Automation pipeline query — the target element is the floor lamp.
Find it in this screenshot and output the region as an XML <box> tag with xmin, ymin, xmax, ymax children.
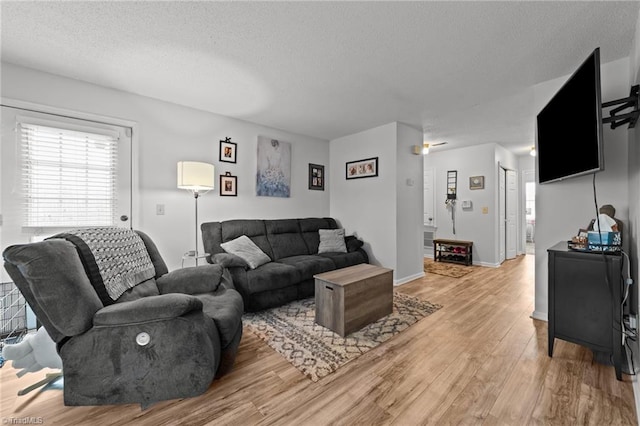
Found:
<box><xmin>177</xmin><ymin>161</ymin><xmax>215</xmax><ymax>266</ymax></box>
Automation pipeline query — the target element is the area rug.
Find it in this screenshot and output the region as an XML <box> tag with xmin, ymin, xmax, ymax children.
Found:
<box><xmin>424</xmin><ymin>259</ymin><xmax>473</xmax><ymax>278</ymax></box>
<box><xmin>244</xmin><ymin>292</ymin><xmax>441</xmax><ymax>382</ymax></box>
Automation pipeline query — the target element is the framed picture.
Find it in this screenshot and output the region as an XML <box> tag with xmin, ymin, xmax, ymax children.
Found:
<box><xmin>220</xmin><ymin>172</ymin><xmax>237</xmax><ymax>196</ymax></box>
<box><xmin>469</xmin><ymin>175</ymin><xmax>484</xmax><ymax>190</ymax></box>
<box><xmin>346</xmin><ymin>157</ymin><xmax>378</xmax><ymax>180</ymax></box>
<box><xmin>256</xmin><ymin>136</ymin><xmax>291</xmax><ymax>197</ymax></box>
<box><xmin>308</xmin><ymin>164</ymin><xmax>325</xmax><ymax>190</ymax></box>
<box><xmin>219</xmin><ymin>137</ymin><xmax>237</xmax><ymax>164</ymax></box>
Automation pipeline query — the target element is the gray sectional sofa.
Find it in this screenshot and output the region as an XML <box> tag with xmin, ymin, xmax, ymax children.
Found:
<box><xmin>201</xmin><ymin>218</ymin><xmax>368</xmax><ymax>312</ymax></box>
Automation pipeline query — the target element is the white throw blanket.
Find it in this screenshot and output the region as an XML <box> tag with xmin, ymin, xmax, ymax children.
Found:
<box><xmin>52</xmin><ymin>227</ymin><xmax>155</xmax><ymax>302</ymax></box>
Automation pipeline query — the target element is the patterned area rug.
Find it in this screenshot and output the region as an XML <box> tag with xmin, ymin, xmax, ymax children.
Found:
<box><xmin>244</xmin><ymin>292</ymin><xmax>441</xmax><ymax>382</ymax></box>
<box><xmin>424</xmin><ymin>259</ymin><xmax>473</xmax><ymax>278</ymax></box>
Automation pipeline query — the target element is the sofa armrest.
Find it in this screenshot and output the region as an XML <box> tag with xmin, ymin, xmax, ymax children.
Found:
<box><xmin>156</xmin><ymin>264</ymin><xmax>224</xmax><ymax>295</ymax></box>
<box><xmin>210</xmin><ymin>253</ymin><xmax>249</xmax><ymax>270</ymax></box>
<box><xmin>93</xmin><ymin>294</ymin><xmax>202</xmax><ymax>326</ymax></box>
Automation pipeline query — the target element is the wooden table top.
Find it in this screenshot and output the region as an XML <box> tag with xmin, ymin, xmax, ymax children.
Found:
<box><xmin>314</xmin><ymin>263</ymin><xmax>393</xmax><ymax>287</ymax></box>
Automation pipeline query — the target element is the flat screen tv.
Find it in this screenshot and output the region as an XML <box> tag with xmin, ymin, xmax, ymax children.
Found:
<box><xmin>536</xmin><ymin>48</ymin><xmax>603</xmax><ymax>184</ymax></box>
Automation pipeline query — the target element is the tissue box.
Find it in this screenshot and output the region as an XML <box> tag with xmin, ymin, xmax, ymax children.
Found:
<box><xmin>588</xmin><ymin>231</ymin><xmax>621</xmax><ymax>251</ymax></box>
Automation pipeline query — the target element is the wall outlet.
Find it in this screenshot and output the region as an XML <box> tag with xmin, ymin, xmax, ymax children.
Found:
<box><xmin>630</xmin><ymin>314</ymin><xmax>637</xmax><ymax>330</ymax></box>
<box><xmin>156</xmin><ymin>204</ymin><xmax>165</xmax><ymax>215</ymax></box>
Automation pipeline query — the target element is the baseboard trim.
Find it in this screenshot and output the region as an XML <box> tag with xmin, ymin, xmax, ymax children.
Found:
<box><xmin>530</xmin><ymin>310</ymin><xmax>548</xmax><ymax>322</ymax></box>
<box><xmin>474</xmin><ymin>261</ymin><xmax>500</xmax><ymax>268</ymax></box>
<box><xmin>394</xmin><ymin>272</ymin><xmax>425</xmax><ymax>286</ymax></box>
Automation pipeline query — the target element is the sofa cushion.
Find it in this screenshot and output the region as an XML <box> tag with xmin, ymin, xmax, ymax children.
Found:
<box><xmin>277</xmin><ymin>255</ymin><xmax>335</xmax><ymax>281</ymax></box>
<box><xmin>265</xmin><ymin>219</ymin><xmax>309</xmax><ymax>259</ymax></box>
<box><xmin>299</xmin><ymin>218</ymin><xmax>338</xmax><ymax>254</ymax></box>
<box><xmin>221</xmin><ymin>235</ymin><xmax>271</xmax><ymax>269</ymax></box>
<box><xmin>318</xmin><ymin>251</ymin><xmax>368</xmax><ymax>269</ymax></box>
<box><xmin>245</xmin><ymin>262</ymin><xmax>301</xmax><ymax>294</ymax></box>
<box><xmin>318</xmin><ymin>228</ymin><xmax>347</xmax><ymax>253</ymax></box>
<box><xmin>219</xmin><ymin>220</ymin><xmax>274</xmax><ymax>259</ymax></box>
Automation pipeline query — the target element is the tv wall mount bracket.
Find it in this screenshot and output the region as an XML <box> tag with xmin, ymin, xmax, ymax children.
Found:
<box><xmin>602</xmin><ymin>84</ymin><xmax>640</xmax><ymax>129</ymax></box>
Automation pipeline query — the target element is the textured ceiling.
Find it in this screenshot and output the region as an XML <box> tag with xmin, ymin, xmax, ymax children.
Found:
<box><xmin>2</xmin><ymin>1</ymin><xmax>639</xmax><ymax>155</ymax></box>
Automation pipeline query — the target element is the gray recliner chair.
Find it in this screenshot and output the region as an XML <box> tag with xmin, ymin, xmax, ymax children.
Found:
<box><xmin>2</xmin><ymin>229</ymin><xmax>243</xmax><ymax>407</ymax></box>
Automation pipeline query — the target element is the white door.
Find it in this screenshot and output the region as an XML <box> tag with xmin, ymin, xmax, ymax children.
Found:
<box><xmin>1</xmin><ymin>106</ymin><xmax>132</xmax><ymax>254</ymax></box>
<box><xmin>424</xmin><ymin>167</ymin><xmax>436</xmax><ymax>227</ymax></box>
<box><xmin>506</xmin><ymin>169</ymin><xmax>518</xmax><ymax>259</ymax></box>
<box><xmin>499</xmin><ymin>168</ymin><xmax>506</xmax><ymax>263</ymax></box>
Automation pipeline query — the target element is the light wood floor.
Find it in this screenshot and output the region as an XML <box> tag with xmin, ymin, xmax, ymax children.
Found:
<box><xmin>1</xmin><ymin>255</ymin><xmax>636</xmax><ymax>425</ymax></box>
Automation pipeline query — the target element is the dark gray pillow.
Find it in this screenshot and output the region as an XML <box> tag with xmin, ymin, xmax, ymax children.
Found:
<box><xmin>318</xmin><ymin>229</ymin><xmax>347</xmax><ymax>253</ymax></box>
<box><xmin>220</xmin><ymin>235</ymin><xmax>271</xmax><ymax>269</ymax></box>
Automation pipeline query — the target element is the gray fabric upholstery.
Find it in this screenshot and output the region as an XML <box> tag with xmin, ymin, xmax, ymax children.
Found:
<box><xmin>220</xmin><ymin>219</ymin><xmax>274</xmax><ymax>259</ymax></box>
<box><xmin>277</xmin><ymin>255</ymin><xmax>335</xmax><ymax>281</ymax></box>
<box><xmin>3</xmin><ymin>240</ymin><xmax>102</xmax><ymax>337</ymax></box>
<box><xmin>211</xmin><ymin>253</ymin><xmax>249</xmax><ymax>269</ymax></box>
<box><xmin>2</xmin><ymin>230</ymin><xmax>243</xmax><ymax>407</ymax></box>
<box><xmin>115</xmin><ymin>279</ymin><xmax>160</xmax><ymax>302</ymax></box>
<box><xmin>196</xmin><ymin>289</ymin><xmax>244</xmax><ymax>348</ymax></box>
<box><xmin>318</xmin><ymin>251</ymin><xmax>371</xmax><ymax>269</ymax></box>
<box><xmin>94</xmin><ymin>294</ymin><xmax>202</xmax><ymax>326</ymax></box>
<box><xmin>61</xmin><ymin>310</ymin><xmax>219</xmax><ymax>406</ymax></box>
<box><xmin>156</xmin><ymin>264</ymin><xmax>223</xmax><ymax>295</ymax></box>
<box><xmin>265</xmin><ymin>219</ymin><xmax>309</xmax><ymax>259</ymax></box>
<box><xmin>245</xmin><ymin>262</ymin><xmax>300</xmax><ymax>294</ymax></box>
<box><xmin>202</xmin><ymin>217</ymin><xmax>368</xmax><ymax>312</ymax></box>
<box><xmin>299</xmin><ymin>217</ymin><xmax>339</xmax><ymax>254</ymax></box>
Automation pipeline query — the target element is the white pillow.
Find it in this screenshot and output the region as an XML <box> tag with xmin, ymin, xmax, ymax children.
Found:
<box><xmin>220</xmin><ymin>235</ymin><xmax>271</xmax><ymax>269</ymax></box>
<box><xmin>318</xmin><ymin>228</ymin><xmax>347</xmax><ymax>253</ymax></box>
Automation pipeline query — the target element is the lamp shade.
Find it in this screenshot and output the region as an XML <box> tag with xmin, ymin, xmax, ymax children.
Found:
<box><xmin>177</xmin><ymin>161</ymin><xmax>215</xmax><ymax>191</ymax></box>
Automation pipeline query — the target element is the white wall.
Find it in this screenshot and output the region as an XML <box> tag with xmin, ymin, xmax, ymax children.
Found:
<box><xmin>494</xmin><ymin>144</ymin><xmax>519</xmax><ymax>262</ymax></box>
<box><xmin>1</xmin><ymin>63</ymin><xmax>330</xmax><ymax>270</ymax></box>
<box><xmin>519</xmin><ymin>155</ymin><xmax>535</xmax><ymax>255</ymax></box>
<box><xmin>329</xmin><ymin>121</ymin><xmax>423</xmax><ymax>284</ymax></box>
<box><xmin>329</xmin><ymin>123</ymin><xmax>397</xmax><ymax>273</ymax></box>
<box><xmin>532</xmin><ymin>57</ymin><xmax>631</xmax><ymax>320</ymax></box>
<box><xmin>424</xmin><ymin>143</ymin><xmax>499</xmax><ymax>266</ymax></box>
<box><xmin>395</xmin><ymin>123</ymin><xmax>424</xmax><ymax>283</ymax></box>
<box><xmin>627</xmin><ymin>7</ymin><xmax>640</xmax><ymax>365</ymax></box>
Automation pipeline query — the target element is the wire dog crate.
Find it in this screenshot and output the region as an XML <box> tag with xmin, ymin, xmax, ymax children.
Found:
<box><xmin>1</xmin><ymin>281</ymin><xmax>28</xmax><ymax>346</ymax></box>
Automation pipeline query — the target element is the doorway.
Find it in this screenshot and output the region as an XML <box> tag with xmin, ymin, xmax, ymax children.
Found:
<box><xmin>525</xmin><ymin>174</ymin><xmax>536</xmax><ymax>255</ymax></box>
<box><xmin>499</xmin><ymin>166</ymin><xmax>518</xmax><ymax>263</ymax></box>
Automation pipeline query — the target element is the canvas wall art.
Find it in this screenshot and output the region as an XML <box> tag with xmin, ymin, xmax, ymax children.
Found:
<box><xmin>256</xmin><ymin>136</ymin><xmax>291</xmax><ymax>197</ymax></box>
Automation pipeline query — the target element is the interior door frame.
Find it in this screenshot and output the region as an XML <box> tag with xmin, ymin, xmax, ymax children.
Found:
<box><xmin>498</xmin><ymin>163</ymin><xmax>518</xmax><ymax>263</ymax></box>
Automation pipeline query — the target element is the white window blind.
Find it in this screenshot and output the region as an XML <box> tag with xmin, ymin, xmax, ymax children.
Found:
<box><xmin>20</xmin><ymin>122</ymin><xmax>118</xmax><ymax>227</ymax></box>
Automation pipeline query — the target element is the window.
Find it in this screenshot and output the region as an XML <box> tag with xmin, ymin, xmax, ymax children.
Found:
<box><xmin>20</xmin><ymin>122</ymin><xmax>119</xmax><ymax>227</ymax></box>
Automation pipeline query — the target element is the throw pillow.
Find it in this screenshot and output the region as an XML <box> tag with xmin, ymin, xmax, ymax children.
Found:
<box><xmin>220</xmin><ymin>235</ymin><xmax>271</xmax><ymax>269</ymax></box>
<box><xmin>318</xmin><ymin>228</ymin><xmax>347</xmax><ymax>253</ymax></box>
<box><xmin>345</xmin><ymin>235</ymin><xmax>364</xmax><ymax>252</ymax></box>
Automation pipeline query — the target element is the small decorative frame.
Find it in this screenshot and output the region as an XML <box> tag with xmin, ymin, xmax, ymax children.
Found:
<box><xmin>346</xmin><ymin>157</ymin><xmax>378</xmax><ymax>180</ymax></box>
<box><xmin>308</xmin><ymin>164</ymin><xmax>325</xmax><ymax>190</ymax></box>
<box><xmin>220</xmin><ymin>172</ymin><xmax>237</xmax><ymax>196</ymax></box>
<box><xmin>469</xmin><ymin>175</ymin><xmax>484</xmax><ymax>190</ymax></box>
<box><xmin>219</xmin><ymin>137</ymin><xmax>237</xmax><ymax>164</ymax></box>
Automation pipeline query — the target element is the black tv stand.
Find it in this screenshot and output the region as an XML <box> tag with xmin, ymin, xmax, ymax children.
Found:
<box><xmin>547</xmin><ymin>242</ymin><xmax>624</xmax><ymax>380</ymax></box>
<box><xmin>602</xmin><ymin>84</ymin><xmax>640</xmax><ymax>129</ymax></box>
